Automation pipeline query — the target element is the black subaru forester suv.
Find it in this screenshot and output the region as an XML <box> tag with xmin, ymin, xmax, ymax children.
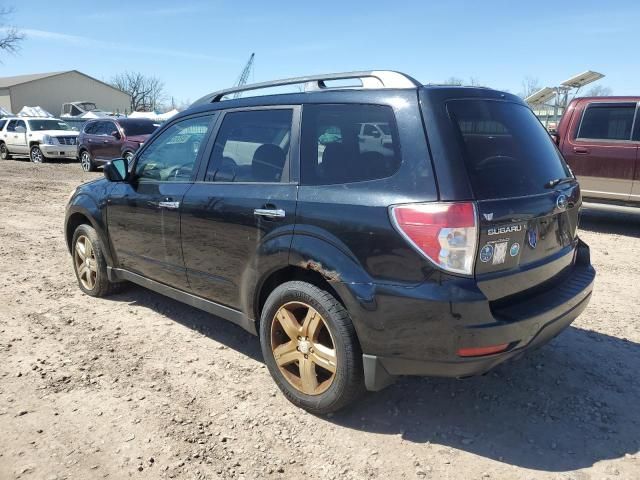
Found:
<box><xmin>65</xmin><ymin>71</ymin><xmax>595</xmax><ymax>414</ymax></box>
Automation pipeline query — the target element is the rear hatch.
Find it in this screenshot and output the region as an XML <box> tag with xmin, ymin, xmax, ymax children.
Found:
<box><xmin>443</xmin><ymin>96</ymin><xmax>581</xmax><ymax>300</ymax></box>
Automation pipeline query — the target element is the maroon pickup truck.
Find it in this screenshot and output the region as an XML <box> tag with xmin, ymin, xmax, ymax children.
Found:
<box><xmin>554</xmin><ymin>97</ymin><xmax>640</xmax><ymax>204</ymax></box>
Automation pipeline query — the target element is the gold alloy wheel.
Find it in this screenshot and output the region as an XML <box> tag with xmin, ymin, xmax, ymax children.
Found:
<box><xmin>74</xmin><ymin>235</ymin><xmax>98</xmax><ymax>290</ymax></box>
<box><xmin>271</xmin><ymin>301</ymin><xmax>337</xmax><ymax>395</ymax></box>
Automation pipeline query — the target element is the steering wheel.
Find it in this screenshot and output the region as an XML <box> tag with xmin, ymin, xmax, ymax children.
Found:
<box><xmin>166</xmin><ymin>163</ymin><xmax>193</xmax><ymax>180</ymax></box>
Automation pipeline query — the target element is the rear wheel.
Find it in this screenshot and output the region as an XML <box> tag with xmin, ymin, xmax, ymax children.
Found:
<box><xmin>30</xmin><ymin>145</ymin><xmax>46</xmax><ymax>163</ymax></box>
<box><xmin>259</xmin><ymin>281</ymin><xmax>365</xmax><ymax>414</ymax></box>
<box><xmin>80</xmin><ymin>150</ymin><xmax>96</xmax><ymax>172</ymax></box>
<box><xmin>71</xmin><ymin>224</ymin><xmax>123</xmax><ymax>297</ymax></box>
<box><xmin>0</xmin><ymin>143</ymin><xmax>10</xmax><ymax>160</ymax></box>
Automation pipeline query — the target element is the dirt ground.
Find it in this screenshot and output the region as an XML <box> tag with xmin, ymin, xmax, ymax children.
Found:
<box><xmin>1</xmin><ymin>159</ymin><xmax>639</xmax><ymax>480</ymax></box>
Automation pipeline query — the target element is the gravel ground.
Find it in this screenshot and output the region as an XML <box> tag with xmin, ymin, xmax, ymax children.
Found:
<box><xmin>0</xmin><ymin>159</ymin><xmax>639</xmax><ymax>480</ymax></box>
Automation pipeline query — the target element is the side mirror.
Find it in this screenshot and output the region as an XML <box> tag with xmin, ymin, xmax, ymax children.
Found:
<box><xmin>15</xmin><ymin>126</ymin><xmax>26</xmax><ymax>133</ymax></box>
<box><xmin>104</xmin><ymin>158</ymin><xmax>128</xmax><ymax>182</ymax></box>
<box><xmin>111</xmin><ymin>131</ymin><xmax>121</xmax><ymax>140</ymax></box>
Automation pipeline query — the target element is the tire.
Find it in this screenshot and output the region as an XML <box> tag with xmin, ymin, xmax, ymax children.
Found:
<box><xmin>259</xmin><ymin>281</ymin><xmax>365</xmax><ymax>414</ymax></box>
<box><xmin>1</xmin><ymin>142</ymin><xmax>12</xmax><ymax>160</ymax></box>
<box><xmin>71</xmin><ymin>224</ymin><xmax>124</xmax><ymax>297</ymax></box>
<box><xmin>79</xmin><ymin>150</ymin><xmax>96</xmax><ymax>172</ymax></box>
<box><xmin>30</xmin><ymin>145</ymin><xmax>46</xmax><ymax>163</ymax></box>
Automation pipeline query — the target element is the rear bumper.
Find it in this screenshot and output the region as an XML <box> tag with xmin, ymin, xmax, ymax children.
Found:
<box><xmin>359</xmin><ymin>241</ymin><xmax>595</xmax><ymax>391</ymax></box>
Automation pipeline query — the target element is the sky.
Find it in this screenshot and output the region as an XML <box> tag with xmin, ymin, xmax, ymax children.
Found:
<box><xmin>0</xmin><ymin>0</ymin><xmax>638</xmax><ymax>106</ymax></box>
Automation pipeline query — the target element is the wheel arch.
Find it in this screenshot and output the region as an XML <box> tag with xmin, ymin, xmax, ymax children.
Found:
<box><xmin>65</xmin><ymin>200</ymin><xmax>115</xmax><ymax>267</ymax></box>
<box><xmin>254</xmin><ymin>266</ymin><xmax>346</xmax><ymax>324</ymax></box>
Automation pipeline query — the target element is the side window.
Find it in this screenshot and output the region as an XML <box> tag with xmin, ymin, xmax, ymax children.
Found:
<box><xmin>6</xmin><ymin>120</ymin><xmax>16</xmax><ymax>132</ymax></box>
<box><xmin>94</xmin><ymin>122</ymin><xmax>111</xmax><ymax>136</ymax></box>
<box><xmin>577</xmin><ymin>104</ymin><xmax>636</xmax><ymax>141</ymax></box>
<box><xmin>104</xmin><ymin>122</ymin><xmax>118</xmax><ymax>137</ymax></box>
<box><xmin>16</xmin><ymin>120</ymin><xmax>26</xmax><ymax>131</ymax></box>
<box><xmin>205</xmin><ymin>109</ymin><xmax>292</xmax><ymax>183</ymax></box>
<box><xmin>134</xmin><ymin>115</ymin><xmax>211</xmax><ymax>183</ymax></box>
<box><xmin>0</xmin><ymin>120</ymin><xmax>6</xmax><ymax>130</ymax></box>
<box><xmin>301</xmin><ymin>104</ymin><xmax>401</xmax><ymax>185</ymax></box>
<box><xmin>84</xmin><ymin>122</ymin><xmax>97</xmax><ymax>134</ymax></box>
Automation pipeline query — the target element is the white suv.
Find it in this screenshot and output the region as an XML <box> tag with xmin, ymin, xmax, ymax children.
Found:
<box><xmin>0</xmin><ymin>117</ymin><xmax>79</xmax><ymax>163</ymax></box>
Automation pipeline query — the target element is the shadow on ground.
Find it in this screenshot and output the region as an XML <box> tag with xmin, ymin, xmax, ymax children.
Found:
<box><xmin>108</xmin><ymin>285</ymin><xmax>640</xmax><ymax>472</ymax></box>
<box><xmin>580</xmin><ymin>203</ymin><xmax>640</xmax><ymax>238</ymax></box>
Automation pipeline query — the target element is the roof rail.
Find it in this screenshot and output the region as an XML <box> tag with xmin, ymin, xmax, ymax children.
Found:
<box><xmin>192</xmin><ymin>70</ymin><xmax>421</xmax><ymax>106</ymax></box>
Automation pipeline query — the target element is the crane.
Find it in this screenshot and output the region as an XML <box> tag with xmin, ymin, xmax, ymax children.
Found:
<box><xmin>233</xmin><ymin>53</ymin><xmax>255</xmax><ymax>99</ymax></box>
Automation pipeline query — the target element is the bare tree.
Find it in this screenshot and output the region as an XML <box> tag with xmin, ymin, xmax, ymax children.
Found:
<box><xmin>0</xmin><ymin>6</ymin><xmax>24</xmax><ymax>56</ymax></box>
<box><xmin>442</xmin><ymin>77</ymin><xmax>485</xmax><ymax>87</ymax></box>
<box><xmin>110</xmin><ymin>72</ymin><xmax>166</xmax><ymax>112</ymax></box>
<box><xmin>519</xmin><ymin>76</ymin><xmax>542</xmax><ymax>99</ymax></box>
<box><xmin>585</xmin><ymin>84</ymin><xmax>612</xmax><ymax>97</ymax></box>
<box><xmin>443</xmin><ymin>76</ymin><xmax>464</xmax><ymax>86</ymax></box>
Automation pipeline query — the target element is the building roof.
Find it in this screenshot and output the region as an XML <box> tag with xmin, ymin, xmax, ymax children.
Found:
<box><xmin>0</xmin><ymin>71</ymin><xmax>69</xmax><ymax>88</ymax></box>
<box><xmin>0</xmin><ymin>70</ymin><xmax>128</xmax><ymax>97</ymax></box>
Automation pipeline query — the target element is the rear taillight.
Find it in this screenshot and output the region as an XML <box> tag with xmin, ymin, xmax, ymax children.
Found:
<box><xmin>390</xmin><ymin>202</ymin><xmax>478</xmax><ymax>275</ymax></box>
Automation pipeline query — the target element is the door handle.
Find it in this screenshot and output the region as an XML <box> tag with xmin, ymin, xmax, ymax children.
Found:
<box><xmin>103</xmin><ymin>140</ymin><xmax>109</xmax><ymax>144</ymax></box>
<box><xmin>158</xmin><ymin>201</ymin><xmax>180</xmax><ymax>209</ymax></box>
<box><xmin>573</xmin><ymin>147</ymin><xmax>589</xmax><ymax>154</ymax></box>
<box><xmin>254</xmin><ymin>208</ymin><xmax>285</xmax><ymax>219</ymax></box>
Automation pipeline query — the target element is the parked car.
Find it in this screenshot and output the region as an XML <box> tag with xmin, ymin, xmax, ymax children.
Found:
<box><xmin>77</xmin><ymin>118</ymin><xmax>159</xmax><ymax>172</ymax></box>
<box><xmin>554</xmin><ymin>96</ymin><xmax>640</xmax><ymax>204</ymax></box>
<box><xmin>0</xmin><ymin>117</ymin><xmax>78</xmax><ymax>163</ymax></box>
<box><xmin>65</xmin><ymin>70</ymin><xmax>595</xmax><ymax>414</ymax></box>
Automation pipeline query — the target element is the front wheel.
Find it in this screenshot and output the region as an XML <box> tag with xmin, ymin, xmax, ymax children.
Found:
<box><xmin>71</xmin><ymin>224</ymin><xmax>124</xmax><ymax>297</ymax></box>
<box><xmin>259</xmin><ymin>281</ymin><xmax>365</xmax><ymax>414</ymax></box>
<box><xmin>30</xmin><ymin>145</ymin><xmax>46</xmax><ymax>163</ymax></box>
<box><xmin>79</xmin><ymin>150</ymin><xmax>96</xmax><ymax>172</ymax></box>
<box><xmin>0</xmin><ymin>143</ymin><xmax>11</xmax><ymax>160</ymax></box>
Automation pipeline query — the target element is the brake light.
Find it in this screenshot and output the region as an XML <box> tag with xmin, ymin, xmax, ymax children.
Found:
<box><xmin>390</xmin><ymin>202</ymin><xmax>478</xmax><ymax>275</ymax></box>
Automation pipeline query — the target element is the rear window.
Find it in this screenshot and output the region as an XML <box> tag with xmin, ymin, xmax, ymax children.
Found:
<box><xmin>577</xmin><ymin>103</ymin><xmax>636</xmax><ymax>141</ymax></box>
<box><xmin>447</xmin><ymin>99</ymin><xmax>569</xmax><ymax>199</ymax></box>
<box><xmin>301</xmin><ymin>104</ymin><xmax>401</xmax><ymax>185</ymax></box>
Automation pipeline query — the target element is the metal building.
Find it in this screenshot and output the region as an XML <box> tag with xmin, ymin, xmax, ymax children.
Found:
<box><xmin>0</xmin><ymin>70</ymin><xmax>131</xmax><ymax>117</ymax></box>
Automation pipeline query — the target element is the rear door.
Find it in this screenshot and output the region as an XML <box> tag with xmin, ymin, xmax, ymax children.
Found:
<box><xmin>180</xmin><ymin>107</ymin><xmax>299</xmax><ymax>309</ymax></box>
<box><xmin>563</xmin><ymin>102</ymin><xmax>636</xmax><ymax>202</ymax></box>
<box><xmin>632</xmin><ymin>108</ymin><xmax>640</xmax><ymax>202</ymax></box>
<box><xmin>446</xmin><ymin>99</ymin><xmax>580</xmax><ymax>298</ymax></box>
<box><xmin>6</xmin><ymin>120</ymin><xmax>28</xmax><ymax>154</ymax></box>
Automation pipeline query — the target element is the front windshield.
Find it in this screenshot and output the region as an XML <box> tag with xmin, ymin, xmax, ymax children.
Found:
<box><xmin>28</xmin><ymin>119</ymin><xmax>71</xmax><ymax>131</ymax></box>
<box><xmin>78</xmin><ymin>102</ymin><xmax>97</xmax><ymax>111</ymax></box>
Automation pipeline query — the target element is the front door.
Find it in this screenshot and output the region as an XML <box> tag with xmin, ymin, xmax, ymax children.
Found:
<box><xmin>563</xmin><ymin>102</ymin><xmax>637</xmax><ymax>201</ymax></box>
<box><xmin>106</xmin><ymin>114</ymin><xmax>214</xmax><ymax>289</ymax></box>
<box><xmin>97</xmin><ymin>120</ymin><xmax>123</xmax><ymax>160</ymax></box>
<box><xmin>181</xmin><ymin>107</ymin><xmax>299</xmax><ymax>310</ymax></box>
<box><xmin>92</xmin><ymin>121</ymin><xmax>116</xmax><ymax>160</ymax></box>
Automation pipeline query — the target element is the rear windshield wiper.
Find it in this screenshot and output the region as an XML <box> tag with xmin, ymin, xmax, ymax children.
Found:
<box><xmin>544</xmin><ymin>177</ymin><xmax>575</xmax><ymax>189</ymax></box>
